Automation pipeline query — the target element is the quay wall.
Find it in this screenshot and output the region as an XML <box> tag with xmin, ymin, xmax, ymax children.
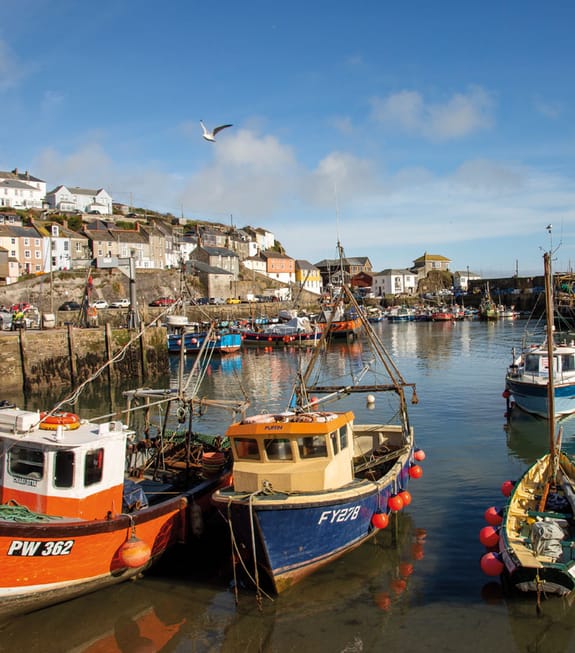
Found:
<box><xmin>0</xmin><ymin>325</ymin><xmax>169</xmax><ymax>393</ymax></box>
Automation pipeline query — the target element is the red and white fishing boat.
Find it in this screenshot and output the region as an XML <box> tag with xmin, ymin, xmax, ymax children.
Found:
<box><xmin>0</xmin><ymin>399</ymin><xmax>234</xmax><ymax>618</ymax></box>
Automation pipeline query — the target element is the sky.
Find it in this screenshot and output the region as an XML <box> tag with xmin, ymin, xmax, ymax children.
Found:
<box><xmin>1</xmin><ymin>1</ymin><xmax>575</xmax><ymax>278</ymax></box>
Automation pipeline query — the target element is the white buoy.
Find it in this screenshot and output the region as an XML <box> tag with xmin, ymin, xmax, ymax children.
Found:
<box><xmin>367</xmin><ymin>394</ymin><xmax>375</xmax><ymax>405</ymax></box>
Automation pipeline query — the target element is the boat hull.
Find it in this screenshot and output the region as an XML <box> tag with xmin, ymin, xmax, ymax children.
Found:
<box><xmin>241</xmin><ymin>332</ymin><xmax>321</xmax><ymax>347</ymax></box>
<box><xmin>214</xmin><ymin>455</ymin><xmax>412</xmax><ymax>593</ymax></box>
<box><xmin>167</xmin><ymin>332</ymin><xmax>242</xmax><ymax>355</ymax></box>
<box><xmin>505</xmin><ymin>377</ymin><xmax>575</xmax><ymax>418</ymax></box>
<box><xmin>0</xmin><ymin>471</ymin><xmax>231</xmax><ymax>618</ymax></box>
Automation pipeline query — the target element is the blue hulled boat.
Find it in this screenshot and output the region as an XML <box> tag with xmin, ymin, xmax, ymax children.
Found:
<box><xmin>212</xmin><ymin>280</ymin><xmax>423</xmax><ymax>593</ymax></box>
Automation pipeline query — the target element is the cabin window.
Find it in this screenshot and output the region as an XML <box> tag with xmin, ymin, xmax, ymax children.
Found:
<box><xmin>84</xmin><ymin>448</ymin><xmax>104</xmax><ymax>486</ymax></box>
<box><xmin>339</xmin><ymin>426</ymin><xmax>348</xmax><ymax>450</ymax></box>
<box><xmin>264</xmin><ymin>438</ymin><xmax>293</xmax><ymax>461</ymax></box>
<box><xmin>562</xmin><ymin>355</ymin><xmax>575</xmax><ymax>372</ymax></box>
<box><xmin>9</xmin><ymin>446</ymin><xmax>44</xmax><ymax>480</ymax></box>
<box><xmin>330</xmin><ymin>431</ymin><xmax>339</xmax><ymax>455</ymax></box>
<box><xmin>234</xmin><ymin>438</ymin><xmax>260</xmax><ymax>460</ymax></box>
<box><xmin>54</xmin><ymin>450</ymin><xmax>74</xmax><ymax>488</ymax></box>
<box><xmin>525</xmin><ymin>355</ymin><xmax>541</xmax><ymax>373</ymax></box>
<box><xmin>297</xmin><ymin>435</ymin><xmax>327</xmax><ymax>459</ymax></box>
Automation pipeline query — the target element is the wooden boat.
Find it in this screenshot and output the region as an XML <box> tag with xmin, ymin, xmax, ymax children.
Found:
<box><xmin>484</xmin><ymin>250</ymin><xmax>575</xmax><ymax>600</ymax></box>
<box><xmin>387</xmin><ymin>306</ymin><xmax>415</xmax><ymax>322</ymax></box>
<box><xmin>0</xmin><ymin>329</ymin><xmax>244</xmax><ymax>618</ymax></box>
<box><xmin>212</xmin><ymin>276</ymin><xmax>423</xmax><ymax>594</ymax></box>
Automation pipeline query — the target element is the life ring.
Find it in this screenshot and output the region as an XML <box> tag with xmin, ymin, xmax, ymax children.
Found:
<box><xmin>39</xmin><ymin>411</ymin><xmax>81</xmax><ymax>431</ymax></box>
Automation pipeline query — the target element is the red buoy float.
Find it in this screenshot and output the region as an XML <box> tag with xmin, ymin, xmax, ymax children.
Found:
<box><xmin>480</xmin><ymin>552</ymin><xmax>504</xmax><ymax>576</ymax></box>
<box><xmin>388</xmin><ymin>494</ymin><xmax>404</xmax><ymax>512</ymax></box>
<box><xmin>118</xmin><ymin>535</ymin><xmax>151</xmax><ymax>569</ymax></box>
<box><xmin>502</xmin><ymin>389</ymin><xmax>510</xmax><ymax>399</ymax></box>
<box><xmin>399</xmin><ymin>562</ymin><xmax>414</xmax><ymax>577</ymax></box>
<box><xmin>479</xmin><ymin>525</ymin><xmax>500</xmax><ymax>548</ymax></box>
<box><xmin>398</xmin><ymin>490</ymin><xmax>412</xmax><ymax>506</ymax></box>
<box><xmin>414</xmin><ymin>448</ymin><xmax>426</xmax><ymax>461</ymax></box>
<box><xmin>409</xmin><ymin>464</ymin><xmax>423</xmax><ymax>479</ymax></box>
<box><xmin>371</xmin><ymin>512</ymin><xmax>389</xmax><ymax>529</ymax></box>
<box><xmin>484</xmin><ymin>506</ymin><xmax>503</xmax><ymax>526</ymax></box>
<box><xmin>501</xmin><ymin>480</ymin><xmax>515</xmax><ymax>497</ymax></box>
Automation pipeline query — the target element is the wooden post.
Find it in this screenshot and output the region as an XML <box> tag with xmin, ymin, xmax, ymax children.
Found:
<box><xmin>67</xmin><ymin>324</ymin><xmax>77</xmax><ymax>386</ymax></box>
<box><xmin>18</xmin><ymin>329</ymin><xmax>29</xmax><ymax>394</ymax></box>
<box><xmin>139</xmin><ymin>330</ymin><xmax>147</xmax><ymax>382</ymax></box>
<box><xmin>105</xmin><ymin>324</ymin><xmax>114</xmax><ymax>385</ymax></box>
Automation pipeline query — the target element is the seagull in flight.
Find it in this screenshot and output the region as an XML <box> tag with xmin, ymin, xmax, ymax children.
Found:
<box><xmin>200</xmin><ymin>120</ymin><xmax>233</xmax><ymax>142</ymax></box>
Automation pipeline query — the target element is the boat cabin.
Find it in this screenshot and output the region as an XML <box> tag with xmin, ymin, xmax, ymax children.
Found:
<box><xmin>227</xmin><ymin>411</ymin><xmax>356</xmax><ymax>493</ymax></box>
<box><xmin>522</xmin><ymin>345</ymin><xmax>575</xmax><ymax>379</ymax></box>
<box><xmin>0</xmin><ymin>408</ymin><xmax>131</xmax><ymax>520</ymax></box>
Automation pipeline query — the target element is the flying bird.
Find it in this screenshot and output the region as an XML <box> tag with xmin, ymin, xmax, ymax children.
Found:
<box><xmin>200</xmin><ymin>120</ymin><xmax>233</xmax><ymax>142</ymax></box>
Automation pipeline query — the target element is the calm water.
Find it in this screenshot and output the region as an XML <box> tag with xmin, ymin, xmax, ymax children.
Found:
<box><xmin>4</xmin><ymin>319</ymin><xmax>575</xmax><ymax>652</ymax></box>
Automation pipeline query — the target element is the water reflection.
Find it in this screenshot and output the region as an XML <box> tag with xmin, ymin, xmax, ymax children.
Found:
<box><xmin>505</xmin><ymin>411</ymin><xmax>575</xmax><ymax>464</ymax></box>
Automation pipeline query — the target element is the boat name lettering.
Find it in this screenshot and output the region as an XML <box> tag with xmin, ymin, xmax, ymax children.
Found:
<box><xmin>263</xmin><ymin>425</ymin><xmax>284</xmax><ymax>431</ymax></box>
<box><xmin>318</xmin><ymin>506</ymin><xmax>361</xmax><ymax>524</ymax></box>
<box><xmin>13</xmin><ymin>475</ymin><xmax>39</xmax><ymax>487</ymax></box>
<box><xmin>7</xmin><ymin>539</ymin><xmax>75</xmax><ymax>557</ymax></box>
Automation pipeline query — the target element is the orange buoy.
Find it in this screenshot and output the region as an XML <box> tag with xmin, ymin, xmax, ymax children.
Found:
<box><xmin>374</xmin><ymin>591</ymin><xmax>392</xmax><ymax>611</ymax></box>
<box><xmin>480</xmin><ymin>552</ymin><xmax>504</xmax><ymax>576</ymax></box>
<box><xmin>409</xmin><ymin>464</ymin><xmax>423</xmax><ymax>479</ymax></box>
<box><xmin>118</xmin><ymin>535</ymin><xmax>151</xmax><ymax>569</ymax></box>
<box><xmin>501</xmin><ymin>480</ymin><xmax>514</xmax><ymax>497</ymax></box>
<box><xmin>371</xmin><ymin>512</ymin><xmax>389</xmax><ymax>529</ymax></box>
<box><xmin>391</xmin><ymin>578</ymin><xmax>407</xmax><ymax>595</ymax></box>
<box><xmin>398</xmin><ymin>490</ymin><xmax>412</xmax><ymax>506</ymax></box>
<box><xmin>39</xmin><ymin>411</ymin><xmax>81</xmax><ymax>431</ymax></box>
<box><xmin>414</xmin><ymin>448</ymin><xmax>426</xmax><ymax>461</ymax></box>
<box><xmin>502</xmin><ymin>389</ymin><xmax>511</xmax><ymax>399</ymax></box>
<box><xmin>388</xmin><ymin>494</ymin><xmax>404</xmax><ymax>512</ymax></box>
<box><xmin>479</xmin><ymin>525</ymin><xmax>500</xmax><ymax>548</ymax></box>
<box><xmin>484</xmin><ymin>506</ymin><xmax>503</xmax><ymax>526</ymax></box>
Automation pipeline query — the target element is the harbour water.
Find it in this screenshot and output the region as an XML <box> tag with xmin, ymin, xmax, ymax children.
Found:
<box><xmin>4</xmin><ymin>319</ymin><xmax>575</xmax><ymax>652</ymax></box>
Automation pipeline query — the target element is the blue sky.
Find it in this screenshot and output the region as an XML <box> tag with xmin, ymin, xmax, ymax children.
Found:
<box><xmin>2</xmin><ymin>1</ymin><xmax>575</xmax><ymax>277</ymax></box>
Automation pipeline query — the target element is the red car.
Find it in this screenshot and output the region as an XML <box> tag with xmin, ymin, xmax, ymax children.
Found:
<box><xmin>148</xmin><ymin>297</ymin><xmax>176</xmax><ymax>307</ymax></box>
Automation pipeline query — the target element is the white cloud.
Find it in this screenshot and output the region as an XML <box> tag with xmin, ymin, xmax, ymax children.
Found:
<box><xmin>370</xmin><ymin>86</ymin><xmax>494</xmax><ymax>141</ymax></box>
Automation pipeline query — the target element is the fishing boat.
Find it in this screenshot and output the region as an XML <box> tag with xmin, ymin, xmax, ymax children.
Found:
<box><xmin>0</xmin><ymin>326</ymin><xmax>244</xmax><ymax>618</ymax></box>
<box><xmin>483</xmin><ymin>251</ymin><xmax>575</xmax><ymax>600</ymax></box>
<box><xmin>212</xmin><ymin>273</ymin><xmax>424</xmax><ymax>594</ymax></box>
<box><xmin>241</xmin><ymin>316</ymin><xmax>322</xmax><ymax>348</ymax></box>
<box><xmin>165</xmin><ymin>316</ymin><xmax>242</xmax><ymax>355</ymax></box>
<box><xmin>387</xmin><ymin>306</ymin><xmax>415</xmax><ymax>323</ymax></box>
<box><xmin>315</xmin><ymin>301</ymin><xmax>363</xmax><ymax>338</ymax></box>
<box><xmin>479</xmin><ymin>283</ymin><xmax>499</xmax><ymax>321</ymax></box>
<box><xmin>504</xmin><ymin>266</ymin><xmax>575</xmax><ymax>420</ymax></box>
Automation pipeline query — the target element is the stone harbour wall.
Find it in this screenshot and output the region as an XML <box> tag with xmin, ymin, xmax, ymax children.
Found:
<box><xmin>0</xmin><ymin>325</ymin><xmax>169</xmax><ymax>393</ymax></box>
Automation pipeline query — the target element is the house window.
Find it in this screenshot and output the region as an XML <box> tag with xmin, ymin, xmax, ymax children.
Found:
<box><xmin>24</xmin><ymin>238</ymin><xmax>29</xmax><ymax>246</ymax></box>
<box><xmin>34</xmin><ymin>251</ymin><xmax>41</xmax><ymax>259</ymax></box>
<box><xmin>24</xmin><ymin>250</ymin><xmax>31</xmax><ymax>258</ymax></box>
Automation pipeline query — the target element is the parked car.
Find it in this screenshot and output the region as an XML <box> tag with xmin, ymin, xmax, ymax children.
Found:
<box><xmin>59</xmin><ymin>301</ymin><xmax>82</xmax><ymax>311</ymax></box>
<box><xmin>226</xmin><ymin>297</ymin><xmax>241</xmax><ymax>304</ymax></box>
<box><xmin>110</xmin><ymin>298</ymin><xmax>130</xmax><ymax>308</ymax></box>
<box><xmin>149</xmin><ymin>297</ymin><xmax>176</xmax><ymax>307</ymax></box>
<box><xmin>195</xmin><ymin>297</ymin><xmax>210</xmax><ymax>305</ymax></box>
<box><xmin>91</xmin><ymin>300</ymin><xmax>109</xmax><ymax>309</ymax></box>
<box><xmin>209</xmin><ymin>297</ymin><xmax>225</xmax><ymax>305</ymax></box>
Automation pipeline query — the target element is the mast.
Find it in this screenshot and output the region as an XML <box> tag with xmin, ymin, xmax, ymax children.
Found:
<box><xmin>544</xmin><ymin>251</ymin><xmax>557</xmax><ymax>460</ymax></box>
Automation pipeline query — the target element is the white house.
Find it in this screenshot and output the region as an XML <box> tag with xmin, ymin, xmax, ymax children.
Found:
<box><xmin>46</xmin><ymin>186</ymin><xmax>113</xmax><ymax>214</ymax></box>
<box><xmin>453</xmin><ymin>270</ymin><xmax>481</xmax><ymax>292</ymax></box>
<box><xmin>0</xmin><ymin>169</ymin><xmax>46</xmax><ymax>210</ymax></box>
<box><xmin>372</xmin><ymin>269</ymin><xmax>418</xmax><ymax>296</ymax></box>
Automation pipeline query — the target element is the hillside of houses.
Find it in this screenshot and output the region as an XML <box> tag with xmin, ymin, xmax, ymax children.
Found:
<box><xmin>0</xmin><ymin>167</ymin><xmax>476</xmax><ymax>300</ymax></box>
